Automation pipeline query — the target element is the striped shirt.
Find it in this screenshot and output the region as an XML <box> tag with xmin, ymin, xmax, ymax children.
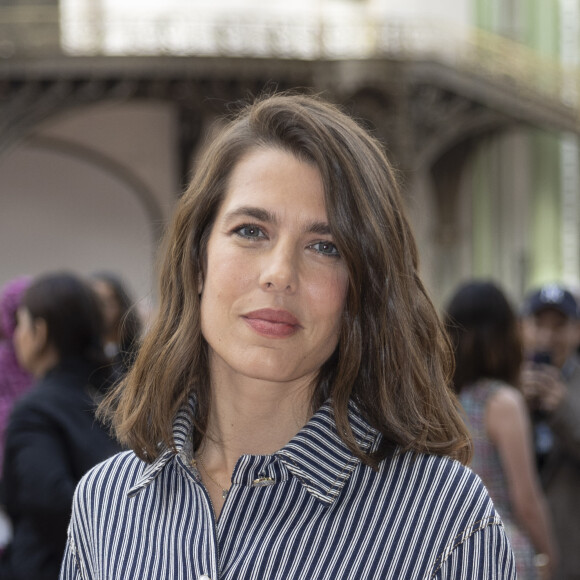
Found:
<box><xmin>60</xmin><ymin>400</ymin><xmax>516</xmax><ymax>579</ymax></box>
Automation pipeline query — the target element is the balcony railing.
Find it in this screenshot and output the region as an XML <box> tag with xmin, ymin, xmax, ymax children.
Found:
<box><xmin>0</xmin><ymin>5</ymin><xmax>578</xmax><ymax>113</ymax></box>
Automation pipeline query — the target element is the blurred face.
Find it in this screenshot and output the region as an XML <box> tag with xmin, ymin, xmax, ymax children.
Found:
<box><xmin>92</xmin><ymin>279</ymin><xmax>121</xmax><ymax>339</ymax></box>
<box><xmin>200</xmin><ymin>147</ymin><xmax>349</xmax><ymax>388</ymax></box>
<box><xmin>13</xmin><ymin>307</ymin><xmax>46</xmax><ymax>375</ymax></box>
<box><xmin>521</xmin><ymin>308</ymin><xmax>580</xmax><ymax>369</ymax></box>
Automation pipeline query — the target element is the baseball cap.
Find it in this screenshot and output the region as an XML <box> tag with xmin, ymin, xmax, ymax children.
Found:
<box><xmin>521</xmin><ymin>283</ymin><xmax>580</xmax><ymax>319</ymax></box>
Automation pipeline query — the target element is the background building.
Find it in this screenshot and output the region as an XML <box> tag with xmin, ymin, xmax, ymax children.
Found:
<box><xmin>0</xmin><ymin>0</ymin><xmax>578</xmax><ymax>311</ymax></box>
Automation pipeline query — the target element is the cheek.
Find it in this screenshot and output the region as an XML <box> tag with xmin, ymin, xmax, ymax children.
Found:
<box><xmin>13</xmin><ymin>330</ymin><xmax>30</xmax><ymax>366</ymax></box>
<box><xmin>205</xmin><ymin>257</ymin><xmax>252</xmax><ymax>297</ymax></box>
<box><xmin>13</xmin><ymin>323</ymin><xmax>26</xmax><ymax>348</ymax></box>
<box><xmin>521</xmin><ymin>323</ymin><xmax>538</xmax><ymax>347</ymax></box>
<box><xmin>308</xmin><ymin>270</ymin><xmax>348</xmax><ymax>327</ymax></box>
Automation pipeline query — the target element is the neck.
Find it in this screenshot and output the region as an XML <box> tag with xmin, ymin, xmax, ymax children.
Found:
<box><xmin>32</xmin><ymin>346</ymin><xmax>60</xmax><ymax>379</ymax></box>
<box><xmin>200</xmin><ymin>371</ymin><xmax>314</xmax><ymax>475</ymax></box>
<box><xmin>104</xmin><ymin>328</ymin><xmax>120</xmax><ymax>345</ymax></box>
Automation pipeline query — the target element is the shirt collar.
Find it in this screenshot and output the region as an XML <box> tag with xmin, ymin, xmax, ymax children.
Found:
<box><xmin>275</xmin><ymin>400</ymin><xmax>379</xmax><ymax>504</ymax></box>
<box><xmin>128</xmin><ymin>398</ymin><xmax>380</xmax><ymax>504</ymax></box>
<box><xmin>127</xmin><ymin>399</ymin><xmax>195</xmax><ymax>498</ymax></box>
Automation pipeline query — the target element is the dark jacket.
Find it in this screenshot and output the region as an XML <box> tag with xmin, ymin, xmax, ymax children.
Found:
<box><xmin>0</xmin><ymin>358</ymin><xmax>122</xmax><ymax>580</ymax></box>
<box><xmin>542</xmin><ymin>354</ymin><xmax>580</xmax><ymax>580</ymax></box>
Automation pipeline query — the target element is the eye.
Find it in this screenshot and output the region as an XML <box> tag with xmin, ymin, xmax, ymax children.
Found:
<box><xmin>309</xmin><ymin>241</ymin><xmax>340</xmax><ymax>257</ymax></box>
<box><xmin>234</xmin><ymin>224</ymin><xmax>267</xmax><ymax>240</ymax></box>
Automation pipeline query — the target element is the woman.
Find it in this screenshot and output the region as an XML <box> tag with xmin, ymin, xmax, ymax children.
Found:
<box><xmin>61</xmin><ymin>93</ymin><xmax>516</xmax><ymax>579</ymax></box>
<box><xmin>0</xmin><ymin>276</ymin><xmax>33</xmax><ymax>552</ymax></box>
<box><xmin>90</xmin><ymin>271</ymin><xmax>142</xmax><ymax>380</ymax></box>
<box><xmin>1</xmin><ymin>273</ymin><xmax>122</xmax><ymax>580</ymax></box>
<box><xmin>0</xmin><ymin>277</ymin><xmax>33</xmax><ymax>468</ymax></box>
<box><xmin>445</xmin><ymin>281</ymin><xmax>557</xmax><ymax>579</ymax></box>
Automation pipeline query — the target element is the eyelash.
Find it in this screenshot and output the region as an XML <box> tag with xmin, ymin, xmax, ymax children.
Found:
<box><xmin>231</xmin><ymin>224</ymin><xmax>340</xmax><ymax>258</ymax></box>
<box><xmin>232</xmin><ymin>224</ymin><xmax>267</xmax><ymax>240</ymax></box>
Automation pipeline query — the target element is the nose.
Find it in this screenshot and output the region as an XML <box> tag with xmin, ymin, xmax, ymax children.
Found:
<box><xmin>259</xmin><ymin>240</ymin><xmax>298</xmax><ymax>292</ymax></box>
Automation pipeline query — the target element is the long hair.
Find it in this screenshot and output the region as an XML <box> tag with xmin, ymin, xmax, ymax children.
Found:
<box><xmin>101</xmin><ymin>92</ymin><xmax>471</xmax><ymax>466</ymax></box>
<box><xmin>444</xmin><ymin>280</ymin><xmax>523</xmax><ymax>392</ymax></box>
<box><xmin>22</xmin><ymin>272</ymin><xmax>107</xmax><ymax>372</ymax></box>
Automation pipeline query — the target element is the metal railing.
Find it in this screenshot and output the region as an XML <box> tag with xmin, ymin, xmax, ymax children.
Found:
<box><xmin>0</xmin><ymin>6</ymin><xmax>578</xmax><ymax>112</ymax></box>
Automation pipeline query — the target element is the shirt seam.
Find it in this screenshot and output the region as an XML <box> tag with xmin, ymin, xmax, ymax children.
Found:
<box><xmin>69</xmin><ymin>532</ymin><xmax>90</xmax><ymax>580</ymax></box>
<box><xmin>429</xmin><ymin>515</ymin><xmax>502</xmax><ymax>578</ymax></box>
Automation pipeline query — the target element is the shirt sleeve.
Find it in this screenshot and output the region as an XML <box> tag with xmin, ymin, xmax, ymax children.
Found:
<box><xmin>431</xmin><ymin>518</ymin><xmax>517</xmax><ymax>580</ymax></box>
<box><xmin>60</xmin><ymin>535</ymin><xmax>85</xmax><ymax>580</ymax></box>
<box><xmin>59</xmin><ymin>477</ymin><xmax>94</xmax><ymax>580</ymax></box>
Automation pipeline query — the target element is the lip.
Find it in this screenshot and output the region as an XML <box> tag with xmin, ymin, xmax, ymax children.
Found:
<box><xmin>242</xmin><ymin>308</ymin><xmax>301</xmax><ymax>338</ymax></box>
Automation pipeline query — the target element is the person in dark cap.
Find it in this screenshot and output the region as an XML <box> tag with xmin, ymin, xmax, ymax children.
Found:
<box><xmin>520</xmin><ymin>282</ymin><xmax>580</xmax><ymax>580</ymax></box>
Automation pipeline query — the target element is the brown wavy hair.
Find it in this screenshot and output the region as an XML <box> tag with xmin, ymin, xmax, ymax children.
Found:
<box><xmin>100</xmin><ymin>92</ymin><xmax>471</xmax><ymax>466</ymax></box>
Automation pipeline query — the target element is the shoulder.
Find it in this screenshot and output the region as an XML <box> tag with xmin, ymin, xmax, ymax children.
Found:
<box><xmin>5</xmin><ymin>385</ymin><xmax>46</xmax><ymax>426</ymax></box>
<box><xmin>74</xmin><ymin>450</ymin><xmax>145</xmax><ymax>506</ymax></box>
<box><xmin>484</xmin><ymin>385</ymin><xmax>529</xmax><ymax>440</ymax></box>
<box><xmin>6</xmin><ymin>376</ymin><xmax>88</xmax><ymax>430</ymax></box>
<box><xmin>377</xmin><ymin>452</ymin><xmax>501</xmax><ymax>529</ymax></box>
<box><xmin>378</xmin><ymin>451</ymin><xmax>495</xmax><ymax>513</ymax></box>
<box><xmin>67</xmin><ymin>451</ymin><xmax>147</xmax><ymax>553</ymax></box>
<box><xmin>486</xmin><ymin>383</ymin><xmax>525</xmax><ymax>413</ymax></box>
<box><xmin>373</xmin><ymin>452</ymin><xmax>514</xmax><ymax>577</ymax></box>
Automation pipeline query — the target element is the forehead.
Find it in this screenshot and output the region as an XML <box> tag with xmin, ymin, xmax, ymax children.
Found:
<box><xmin>92</xmin><ymin>279</ymin><xmax>115</xmax><ymax>297</ymax></box>
<box><xmin>218</xmin><ymin>147</ymin><xmax>326</xmax><ymax>216</ymax></box>
<box><xmin>530</xmin><ymin>308</ymin><xmax>571</xmax><ymax>326</ymax></box>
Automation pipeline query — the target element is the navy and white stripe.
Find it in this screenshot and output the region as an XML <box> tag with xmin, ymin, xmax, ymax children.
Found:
<box><xmin>60</xmin><ymin>400</ymin><xmax>516</xmax><ymax>579</ymax></box>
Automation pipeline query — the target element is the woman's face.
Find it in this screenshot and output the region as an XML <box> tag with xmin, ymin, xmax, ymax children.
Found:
<box><xmin>13</xmin><ymin>307</ymin><xmax>45</xmax><ymax>374</ymax></box>
<box><xmin>200</xmin><ymin>147</ymin><xmax>349</xmax><ymax>387</ymax></box>
<box><xmin>92</xmin><ymin>279</ymin><xmax>121</xmax><ymax>338</ymax></box>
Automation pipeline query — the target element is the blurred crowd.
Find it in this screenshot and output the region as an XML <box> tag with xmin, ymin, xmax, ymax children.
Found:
<box><xmin>0</xmin><ymin>271</ymin><xmax>143</xmax><ymax>580</ymax></box>
<box><xmin>445</xmin><ymin>280</ymin><xmax>580</xmax><ymax>580</ymax></box>
<box><xmin>0</xmin><ymin>267</ymin><xmax>579</xmax><ymax>580</ymax></box>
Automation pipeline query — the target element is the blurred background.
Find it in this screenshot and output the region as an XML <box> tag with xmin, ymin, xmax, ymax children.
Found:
<box><xmin>0</xmin><ymin>0</ymin><xmax>579</xmax><ymax>309</ymax></box>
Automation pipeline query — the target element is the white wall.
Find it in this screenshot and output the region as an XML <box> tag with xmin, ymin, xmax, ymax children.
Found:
<box><xmin>0</xmin><ymin>102</ymin><xmax>178</xmax><ymax>307</ymax></box>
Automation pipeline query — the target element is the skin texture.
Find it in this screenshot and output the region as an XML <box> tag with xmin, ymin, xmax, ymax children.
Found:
<box><xmin>198</xmin><ymin>147</ymin><xmax>349</xmax><ymax>516</ymax></box>
<box><xmin>486</xmin><ymin>386</ymin><xmax>557</xmax><ymax>576</ymax></box>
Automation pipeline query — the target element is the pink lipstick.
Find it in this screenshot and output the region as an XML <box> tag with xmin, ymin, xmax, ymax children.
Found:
<box><xmin>243</xmin><ymin>309</ymin><xmax>301</xmax><ymax>338</ymax></box>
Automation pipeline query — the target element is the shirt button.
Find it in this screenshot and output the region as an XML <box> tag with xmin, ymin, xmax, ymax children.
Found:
<box><xmin>252</xmin><ymin>476</ymin><xmax>275</xmax><ymax>487</ymax></box>
<box><xmin>199</xmin><ymin>576</ymin><xmax>211</xmax><ymax>580</ymax></box>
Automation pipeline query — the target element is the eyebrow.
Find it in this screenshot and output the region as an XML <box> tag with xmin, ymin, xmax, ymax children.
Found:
<box><xmin>223</xmin><ymin>205</ymin><xmax>332</xmax><ymax>235</ymax></box>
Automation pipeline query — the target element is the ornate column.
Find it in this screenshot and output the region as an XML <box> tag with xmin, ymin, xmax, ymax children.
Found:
<box><xmin>560</xmin><ymin>0</ymin><xmax>580</xmax><ymax>288</ymax></box>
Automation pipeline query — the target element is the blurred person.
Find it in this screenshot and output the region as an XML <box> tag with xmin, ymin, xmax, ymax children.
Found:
<box><xmin>520</xmin><ymin>283</ymin><xmax>580</xmax><ymax>580</ymax></box>
<box><xmin>445</xmin><ymin>280</ymin><xmax>557</xmax><ymax>579</ymax></box>
<box><xmin>0</xmin><ymin>272</ymin><xmax>122</xmax><ymax>580</ymax></box>
<box><xmin>90</xmin><ymin>271</ymin><xmax>142</xmax><ymax>380</ymax></box>
<box><xmin>61</xmin><ymin>93</ymin><xmax>515</xmax><ymax>579</ymax></box>
<box><xmin>0</xmin><ymin>277</ymin><xmax>33</xmax><ymax>551</ymax></box>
